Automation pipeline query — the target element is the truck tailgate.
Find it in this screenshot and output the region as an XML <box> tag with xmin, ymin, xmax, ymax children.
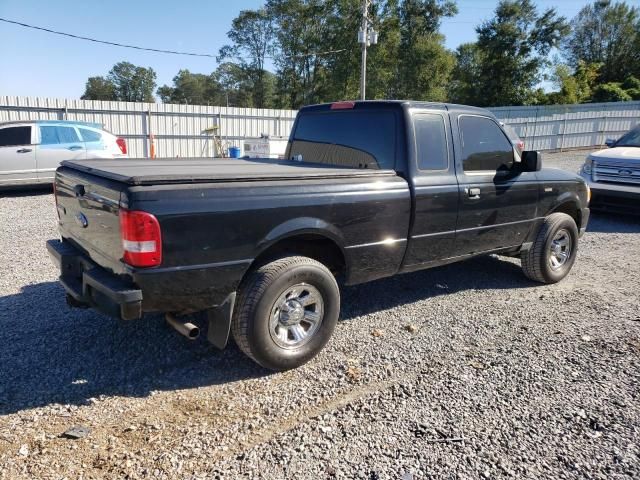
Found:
<box><xmin>55</xmin><ymin>166</ymin><xmax>127</xmax><ymax>273</ymax></box>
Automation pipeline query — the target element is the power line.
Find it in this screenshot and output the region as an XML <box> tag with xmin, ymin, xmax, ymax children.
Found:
<box><xmin>0</xmin><ymin>17</ymin><xmax>218</xmax><ymax>57</ymax></box>
<box><xmin>0</xmin><ymin>17</ymin><xmax>346</xmax><ymax>59</ymax></box>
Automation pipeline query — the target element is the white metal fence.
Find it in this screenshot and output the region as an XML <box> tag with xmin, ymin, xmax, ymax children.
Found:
<box><xmin>489</xmin><ymin>101</ymin><xmax>640</xmax><ymax>151</ymax></box>
<box><xmin>0</xmin><ymin>96</ymin><xmax>297</xmax><ymax>158</ymax></box>
<box><xmin>1</xmin><ymin>96</ymin><xmax>639</xmax><ymax>157</ymax></box>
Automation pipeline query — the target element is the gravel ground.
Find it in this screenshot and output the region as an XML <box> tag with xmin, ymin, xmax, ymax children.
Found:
<box><xmin>0</xmin><ymin>150</ymin><xmax>639</xmax><ymax>479</ymax></box>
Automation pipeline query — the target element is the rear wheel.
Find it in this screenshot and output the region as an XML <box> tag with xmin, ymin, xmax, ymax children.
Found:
<box><xmin>231</xmin><ymin>256</ymin><xmax>340</xmax><ymax>371</ymax></box>
<box><xmin>521</xmin><ymin>212</ymin><xmax>579</xmax><ymax>284</ymax></box>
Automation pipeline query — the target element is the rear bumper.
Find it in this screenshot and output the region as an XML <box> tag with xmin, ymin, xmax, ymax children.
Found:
<box><xmin>47</xmin><ymin>239</ymin><xmax>143</xmax><ymax>320</ymax></box>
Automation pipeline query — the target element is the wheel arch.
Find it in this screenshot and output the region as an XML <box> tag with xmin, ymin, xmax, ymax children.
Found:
<box><xmin>247</xmin><ymin>217</ymin><xmax>349</xmax><ymax>280</ymax></box>
<box><xmin>546</xmin><ymin>194</ymin><xmax>582</xmax><ymax>229</ymax></box>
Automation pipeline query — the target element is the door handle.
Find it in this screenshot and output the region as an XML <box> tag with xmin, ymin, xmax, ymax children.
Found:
<box><xmin>16</xmin><ymin>148</ymin><xmax>32</xmax><ymax>153</ymax></box>
<box><xmin>68</xmin><ymin>145</ymin><xmax>84</xmax><ymax>151</ymax></box>
<box><xmin>466</xmin><ymin>187</ymin><xmax>481</xmax><ymax>199</ymax></box>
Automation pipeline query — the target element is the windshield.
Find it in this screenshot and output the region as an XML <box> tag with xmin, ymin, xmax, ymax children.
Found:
<box><xmin>615</xmin><ymin>126</ymin><xmax>640</xmax><ymax>147</ymax></box>
<box><xmin>289</xmin><ymin>110</ymin><xmax>397</xmax><ymax>169</ymax></box>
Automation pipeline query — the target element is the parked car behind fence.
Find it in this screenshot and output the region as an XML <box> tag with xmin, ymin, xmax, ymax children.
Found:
<box><xmin>0</xmin><ymin>120</ymin><xmax>127</xmax><ymax>187</ymax></box>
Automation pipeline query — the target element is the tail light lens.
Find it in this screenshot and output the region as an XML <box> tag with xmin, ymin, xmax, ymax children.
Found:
<box><xmin>116</xmin><ymin>137</ymin><xmax>127</xmax><ymax>155</ymax></box>
<box><xmin>119</xmin><ymin>209</ymin><xmax>162</xmax><ymax>267</ymax></box>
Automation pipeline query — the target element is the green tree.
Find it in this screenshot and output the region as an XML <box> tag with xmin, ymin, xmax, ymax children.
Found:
<box><xmin>156</xmin><ymin>70</ymin><xmax>222</xmax><ymax>105</ymax></box>
<box><xmin>107</xmin><ymin>62</ymin><xmax>157</xmax><ymax>102</ymax></box>
<box><xmin>394</xmin><ymin>0</ymin><xmax>457</xmax><ymax>101</ymax></box>
<box><xmin>81</xmin><ymin>76</ymin><xmax>116</xmax><ymax>100</ymax></box>
<box><xmin>549</xmin><ymin>61</ymin><xmax>601</xmax><ymax>104</ymax></box>
<box><xmin>563</xmin><ymin>1</ymin><xmax>640</xmax><ymax>83</ymax></box>
<box><xmin>591</xmin><ymin>83</ymin><xmax>633</xmax><ymax>102</ymax></box>
<box><xmin>448</xmin><ymin>42</ymin><xmax>483</xmax><ymax>104</ymax></box>
<box><xmin>467</xmin><ymin>0</ymin><xmax>569</xmax><ymax>106</ymax></box>
<box><xmin>219</xmin><ymin>8</ymin><xmax>276</xmax><ymax>107</ymax></box>
<box><xmin>81</xmin><ymin>62</ymin><xmax>157</xmax><ymax>102</ymax></box>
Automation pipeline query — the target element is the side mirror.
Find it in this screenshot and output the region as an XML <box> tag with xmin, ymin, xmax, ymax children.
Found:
<box><xmin>605</xmin><ymin>138</ymin><xmax>616</xmax><ymax>148</ymax></box>
<box><xmin>520</xmin><ymin>150</ymin><xmax>542</xmax><ymax>172</ymax></box>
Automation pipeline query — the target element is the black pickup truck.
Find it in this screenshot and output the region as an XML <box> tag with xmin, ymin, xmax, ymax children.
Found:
<box><xmin>47</xmin><ymin>101</ymin><xmax>590</xmax><ymax>370</ymax></box>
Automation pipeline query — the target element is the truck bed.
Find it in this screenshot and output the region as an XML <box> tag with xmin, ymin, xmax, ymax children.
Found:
<box><xmin>60</xmin><ymin>157</ymin><xmax>394</xmax><ymax>186</ymax></box>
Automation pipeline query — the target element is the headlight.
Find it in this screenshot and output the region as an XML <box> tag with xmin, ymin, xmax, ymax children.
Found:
<box><xmin>586</xmin><ymin>184</ymin><xmax>591</xmax><ymax>204</ymax></box>
<box><xmin>582</xmin><ymin>157</ymin><xmax>593</xmax><ymax>174</ymax></box>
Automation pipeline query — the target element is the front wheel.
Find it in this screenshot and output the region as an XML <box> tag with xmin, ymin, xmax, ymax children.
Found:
<box><xmin>231</xmin><ymin>256</ymin><xmax>340</xmax><ymax>371</ymax></box>
<box><xmin>521</xmin><ymin>212</ymin><xmax>579</xmax><ymax>284</ymax></box>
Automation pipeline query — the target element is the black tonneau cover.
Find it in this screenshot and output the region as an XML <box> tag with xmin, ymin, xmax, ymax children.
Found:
<box><xmin>61</xmin><ymin>157</ymin><xmax>394</xmax><ymax>186</ymax></box>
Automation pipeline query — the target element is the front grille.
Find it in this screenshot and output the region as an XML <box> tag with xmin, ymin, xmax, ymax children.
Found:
<box><xmin>593</xmin><ymin>160</ymin><xmax>640</xmax><ymax>186</ymax></box>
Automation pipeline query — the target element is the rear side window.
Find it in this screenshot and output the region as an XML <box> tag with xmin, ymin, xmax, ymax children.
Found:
<box><xmin>460</xmin><ymin>116</ymin><xmax>514</xmax><ymax>172</ymax></box>
<box><xmin>0</xmin><ymin>126</ymin><xmax>31</xmax><ymax>146</ymax></box>
<box><xmin>414</xmin><ymin>114</ymin><xmax>449</xmax><ymax>170</ymax></box>
<box><xmin>79</xmin><ymin>128</ymin><xmax>102</xmax><ymax>142</ymax></box>
<box><xmin>290</xmin><ymin>110</ymin><xmax>397</xmax><ymax>169</ymax></box>
<box><xmin>40</xmin><ymin>125</ymin><xmax>81</xmax><ymax>145</ymax></box>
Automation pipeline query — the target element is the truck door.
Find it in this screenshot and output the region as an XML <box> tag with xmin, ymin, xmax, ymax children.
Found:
<box><xmin>0</xmin><ymin>125</ymin><xmax>36</xmax><ymax>186</ymax></box>
<box><xmin>452</xmin><ymin>114</ymin><xmax>538</xmax><ymax>256</ymax></box>
<box><xmin>36</xmin><ymin>124</ymin><xmax>86</xmax><ymax>182</ymax></box>
<box><xmin>403</xmin><ymin>111</ymin><xmax>459</xmax><ymax>269</ymax></box>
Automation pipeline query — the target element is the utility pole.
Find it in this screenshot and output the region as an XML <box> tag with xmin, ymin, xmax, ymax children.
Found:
<box><xmin>358</xmin><ymin>0</ymin><xmax>377</xmax><ymax>101</ymax></box>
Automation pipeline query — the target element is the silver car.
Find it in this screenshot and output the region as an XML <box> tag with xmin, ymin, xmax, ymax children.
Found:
<box><xmin>579</xmin><ymin>125</ymin><xmax>640</xmax><ymax>214</ymax></box>
<box><xmin>0</xmin><ymin>120</ymin><xmax>127</xmax><ymax>187</ymax></box>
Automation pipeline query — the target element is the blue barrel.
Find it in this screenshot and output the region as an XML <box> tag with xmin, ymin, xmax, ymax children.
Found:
<box><xmin>228</xmin><ymin>146</ymin><xmax>241</xmax><ymax>158</ymax></box>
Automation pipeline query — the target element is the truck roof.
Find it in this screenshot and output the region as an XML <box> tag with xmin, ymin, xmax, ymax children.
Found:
<box><xmin>0</xmin><ymin>119</ymin><xmax>103</xmax><ymax>129</ymax></box>
<box><xmin>300</xmin><ymin>100</ymin><xmax>491</xmax><ymax>116</ymax></box>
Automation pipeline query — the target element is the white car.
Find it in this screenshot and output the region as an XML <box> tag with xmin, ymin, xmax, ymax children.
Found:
<box><xmin>0</xmin><ymin>120</ymin><xmax>127</xmax><ymax>187</ymax></box>
<box><xmin>580</xmin><ymin>125</ymin><xmax>640</xmax><ymax>214</ymax></box>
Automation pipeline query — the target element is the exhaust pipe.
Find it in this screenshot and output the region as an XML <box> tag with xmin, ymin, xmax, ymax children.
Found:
<box><xmin>165</xmin><ymin>313</ymin><xmax>200</xmax><ymax>340</ymax></box>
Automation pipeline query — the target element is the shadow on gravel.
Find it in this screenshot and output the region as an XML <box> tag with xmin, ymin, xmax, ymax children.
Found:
<box><xmin>0</xmin><ymin>282</ymin><xmax>268</xmax><ymax>415</ymax></box>
<box><xmin>587</xmin><ymin>212</ymin><xmax>640</xmax><ymax>234</ymax></box>
<box><xmin>0</xmin><ymin>185</ymin><xmax>53</xmax><ymax>198</ymax></box>
<box><xmin>0</xmin><ymin>254</ymin><xmax>531</xmax><ymax>415</ymax></box>
<box><xmin>341</xmin><ymin>254</ymin><xmax>531</xmax><ymax>321</ymax></box>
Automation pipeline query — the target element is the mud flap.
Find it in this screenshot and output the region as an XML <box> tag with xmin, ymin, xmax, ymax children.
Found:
<box><xmin>206</xmin><ymin>292</ymin><xmax>236</xmax><ymax>350</ymax></box>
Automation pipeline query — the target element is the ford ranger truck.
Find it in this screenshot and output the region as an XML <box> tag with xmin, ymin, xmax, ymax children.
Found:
<box><xmin>47</xmin><ymin>101</ymin><xmax>590</xmax><ymax>370</ymax></box>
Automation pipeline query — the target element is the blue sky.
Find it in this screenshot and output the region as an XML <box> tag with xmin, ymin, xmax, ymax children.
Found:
<box><xmin>0</xmin><ymin>0</ymin><xmax>601</xmax><ymax>99</ymax></box>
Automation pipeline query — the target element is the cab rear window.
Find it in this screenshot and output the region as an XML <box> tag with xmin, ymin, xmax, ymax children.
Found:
<box><xmin>290</xmin><ymin>110</ymin><xmax>397</xmax><ymax>169</ymax></box>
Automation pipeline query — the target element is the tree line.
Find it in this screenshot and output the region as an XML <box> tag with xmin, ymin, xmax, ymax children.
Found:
<box><xmin>81</xmin><ymin>0</ymin><xmax>640</xmax><ymax>108</ymax></box>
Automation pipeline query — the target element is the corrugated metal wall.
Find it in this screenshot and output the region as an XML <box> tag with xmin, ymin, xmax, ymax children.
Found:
<box><xmin>0</xmin><ymin>96</ymin><xmax>297</xmax><ymax>158</ymax></box>
<box><xmin>1</xmin><ymin>96</ymin><xmax>639</xmax><ymax>156</ymax></box>
<box><xmin>489</xmin><ymin>101</ymin><xmax>640</xmax><ymax>151</ymax></box>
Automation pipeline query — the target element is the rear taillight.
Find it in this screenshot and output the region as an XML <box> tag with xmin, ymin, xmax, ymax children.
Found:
<box><xmin>119</xmin><ymin>209</ymin><xmax>162</xmax><ymax>267</ymax></box>
<box><xmin>116</xmin><ymin>137</ymin><xmax>127</xmax><ymax>155</ymax></box>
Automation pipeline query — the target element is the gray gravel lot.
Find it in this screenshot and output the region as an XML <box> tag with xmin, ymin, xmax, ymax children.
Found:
<box><xmin>0</xmin><ymin>150</ymin><xmax>639</xmax><ymax>479</ymax></box>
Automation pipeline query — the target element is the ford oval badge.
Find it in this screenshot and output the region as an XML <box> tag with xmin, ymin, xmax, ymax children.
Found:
<box><xmin>75</xmin><ymin>212</ymin><xmax>88</xmax><ymax>228</ymax></box>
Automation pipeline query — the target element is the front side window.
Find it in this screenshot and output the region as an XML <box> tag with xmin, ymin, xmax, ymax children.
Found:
<box><xmin>414</xmin><ymin>113</ymin><xmax>449</xmax><ymax>170</ymax></box>
<box><xmin>57</xmin><ymin>126</ymin><xmax>81</xmax><ymax>143</ymax></box>
<box><xmin>40</xmin><ymin>125</ymin><xmax>81</xmax><ymax>145</ymax></box>
<box><xmin>459</xmin><ymin>115</ymin><xmax>514</xmax><ymax>172</ymax></box>
<box><xmin>40</xmin><ymin>126</ymin><xmax>59</xmax><ymax>145</ymax></box>
<box><xmin>290</xmin><ymin>110</ymin><xmax>397</xmax><ymax>169</ymax></box>
<box><xmin>0</xmin><ymin>126</ymin><xmax>31</xmax><ymax>147</ymax></box>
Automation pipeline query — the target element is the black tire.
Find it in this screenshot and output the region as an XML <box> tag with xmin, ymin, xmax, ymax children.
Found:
<box><xmin>231</xmin><ymin>256</ymin><xmax>340</xmax><ymax>371</ymax></box>
<box><xmin>521</xmin><ymin>212</ymin><xmax>579</xmax><ymax>284</ymax></box>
